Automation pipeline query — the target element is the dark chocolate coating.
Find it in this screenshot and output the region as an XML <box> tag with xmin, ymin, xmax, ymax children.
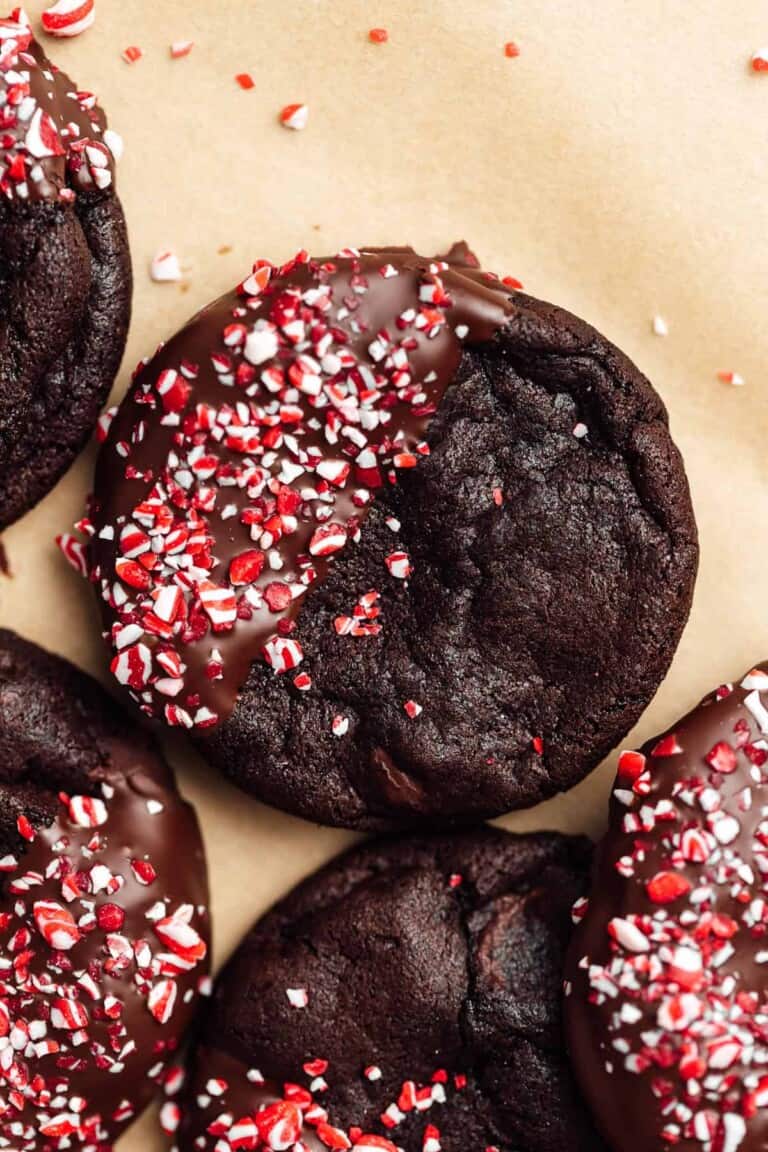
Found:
<box><xmin>0</xmin><ymin>630</ymin><xmax>210</xmax><ymax>1150</ymax></box>
<box><xmin>0</xmin><ymin>15</ymin><xmax>131</xmax><ymax>527</ymax></box>
<box><xmin>89</xmin><ymin>245</ymin><xmax>697</xmax><ymax>829</ymax></box>
<box><xmin>175</xmin><ymin>827</ymin><xmax>605</xmax><ymax>1152</ymax></box>
<box><xmin>565</xmin><ymin>665</ymin><xmax>768</xmax><ymax>1152</ymax></box>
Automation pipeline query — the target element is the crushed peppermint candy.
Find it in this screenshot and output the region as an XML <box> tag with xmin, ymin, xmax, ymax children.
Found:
<box><xmin>0</xmin><ymin>771</ymin><xmax>209</xmax><ymax>1149</ymax></box>
<box><xmin>150</xmin><ymin>249</ymin><xmax>183</xmax><ymax>283</ymax></box>
<box><xmin>279</xmin><ymin>102</ymin><xmax>309</xmax><ymax>130</ymax></box>
<box><xmin>167</xmin><ymin>1042</ymin><xmax>477</xmax><ymax>1152</ymax></box>
<box><xmin>0</xmin><ymin>11</ymin><xmax>117</xmax><ymax>201</ymax></box>
<box><xmin>566</xmin><ymin>666</ymin><xmax>768</xmax><ymax>1152</ymax></box>
<box><xmin>170</xmin><ymin>39</ymin><xmax>194</xmax><ymax>59</ymax></box>
<box><xmin>41</xmin><ymin>0</ymin><xmax>95</xmax><ymax>38</ymax></box>
<box><xmin>72</xmin><ymin>248</ymin><xmax>512</xmax><ymax>731</ymax></box>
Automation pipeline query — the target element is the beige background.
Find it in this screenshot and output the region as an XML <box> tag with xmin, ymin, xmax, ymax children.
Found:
<box><xmin>3</xmin><ymin>2</ymin><xmax>767</xmax><ymax>1147</ymax></box>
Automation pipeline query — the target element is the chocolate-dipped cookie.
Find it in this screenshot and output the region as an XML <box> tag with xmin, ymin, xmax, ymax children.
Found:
<box><xmin>0</xmin><ymin>10</ymin><xmax>131</xmax><ymax>528</ymax></box>
<box><xmin>0</xmin><ymin>629</ymin><xmax>210</xmax><ymax>1149</ymax></box>
<box><xmin>168</xmin><ymin>827</ymin><xmax>604</xmax><ymax>1152</ymax></box>
<box><xmin>83</xmin><ymin>244</ymin><xmax>697</xmax><ymax>829</ymax></box>
<box><xmin>565</xmin><ymin>665</ymin><xmax>768</xmax><ymax>1152</ymax></box>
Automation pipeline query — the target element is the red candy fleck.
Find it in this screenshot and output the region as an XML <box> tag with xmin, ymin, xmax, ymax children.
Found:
<box><xmin>369</xmin><ymin>28</ymin><xmax>388</xmax><ymax>43</ymax></box>
<box><xmin>650</xmin><ymin>732</ymin><xmax>683</xmax><ymax>757</ymax></box>
<box><xmin>264</xmin><ymin>582</ymin><xmax>292</xmax><ymax>612</ymax></box>
<box><xmin>236</xmin><ymin>72</ymin><xmax>255</xmax><ymax>90</ymax></box>
<box><xmin>705</xmin><ymin>740</ymin><xmax>738</xmax><ymax>774</ymax></box>
<box><xmin>97</xmin><ymin>902</ymin><xmax>126</xmax><ymax>931</ymax></box>
<box><xmin>230</xmin><ymin>549</ymin><xmax>266</xmax><ymax>585</ymax></box>
<box><xmin>645</xmin><ymin>871</ymin><xmax>692</xmax><ymax>904</ymax></box>
<box><xmin>617</xmin><ymin>749</ymin><xmax>646</xmax><ymax>781</ymax></box>
<box><xmin>504</xmin><ymin>41</ymin><xmax>520</xmax><ymax>57</ymax></box>
<box><xmin>122</xmin><ymin>44</ymin><xmax>142</xmax><ymax>63</ymax></box>
<box><xmin>16</xmin><ymin>814</ymin><xmax>35</xmax><ymax>841</ymax></box>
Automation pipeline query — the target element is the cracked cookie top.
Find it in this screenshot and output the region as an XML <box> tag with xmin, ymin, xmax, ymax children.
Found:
<box><xmin>169</xmin><ymin>827</ymin><xmax>604</xmax><ymax>1152</ymax></box>
<box><xmin>81</xmin><ymin>242</ymin><xmax>697</xmax><ymax>828</ymax></box>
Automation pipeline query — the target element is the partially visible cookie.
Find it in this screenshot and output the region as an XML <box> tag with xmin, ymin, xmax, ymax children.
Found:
<box><xmin>84</xmin><ymin>244</ymin><xmax>697</xmax><ymax>829</ymax></box>
<box><xmin>565</xmin><ymin>665</ymin><xmax>768</xmax><ymax>1152</ymax></box>
<box><xmin>0</xmin><ymin>629</ymin><xmax>210</xmax><ymax>1150</ymax></box>
<box><xmin>171</xmin><ymin>827</ymin><xmax>604</xmax><ymax>1152</ymax></box>
<box><xmin>0</xmin><ymin>10</ymin><xmax>131</xmax><ymax>528</ymax></box>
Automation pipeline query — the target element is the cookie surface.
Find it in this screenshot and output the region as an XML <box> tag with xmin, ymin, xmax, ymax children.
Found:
<box><xmin>171</xmin><ymin>826</ymin><xmax>603</xmax><ymax>1152</ymax></box>
<box><xmin>0</xmin><ymin>11</ymin><xmax>131</xmax><ymax>528</ymax></box>
<box><xmin>0</xmin><ymin>629</ymin><xmax>210</xmax><ymax>1150</ymax></box>
<box><xmin>85</xmin><ymin>244</ymin><xmax>697</xmax><ymax>828</ymax></box>
<box><xmin>565</xmin><ymin>664</ymin><xmax>768</xmax><ymax>1152</ymax></box>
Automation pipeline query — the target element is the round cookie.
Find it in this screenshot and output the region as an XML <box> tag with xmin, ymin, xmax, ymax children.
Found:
<box><xmin>169</xmin><ymin>827</ymin><xmax>605</xmax><ymax>1152</ymax></box>
<box><xmin>565</xmin><ymin>664</ymin><xmax>768</xmax><ymax>1152</ymax></box>
<box><xmin>85</xmin><ymin>244</ymin><xmax>697</xmax><ymax>829</ymax></box>
<box><xmin>0</xmin><ymin>629</ymin><xmax>210</xmax><ymax>1150</ymax></box>
<box><xmin>0</xmin><ymin>10</ymin><xmax>131</xmax><ymax>528</ymax></box>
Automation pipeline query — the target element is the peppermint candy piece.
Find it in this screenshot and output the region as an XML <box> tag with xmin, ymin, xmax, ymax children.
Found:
<box><xmin>42</xmin><ymin>0</ymin><xmax>95</xmax><ymax>37</ymax></box>
<box><xmin>34</xmin><ymin>900</ymin><xmax>82</xmax><ymax>950</ymax></box>
<box><xmin>279</xmin><ymin>103</ymin><xmax>309</xmax><ymax>131</ymax></box>
<box><xmin>148</xmin><ymin>978</ymin><xmax>178</xmax><ymax>1024</ymax></box>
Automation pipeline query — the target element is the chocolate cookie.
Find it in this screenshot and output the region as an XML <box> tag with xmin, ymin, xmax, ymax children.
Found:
<box><xmin>0</xmin><ymin>629</ymin><xmax>210</xmax><ymax>1150</ymax></box>
<box><xmin>169</xmin><ymin>826</ymin><xmax>604</xmax><ymax>1152</ymax></box>
<box><xmin>565</xmin><ymin>664</ymin><xmax>768</xmax><ymax>1152</ymax></box>
<box><xmin>84</xmin><ymin>244</ymin><xmax>697</xmax><ymax>829</ymax></box>
<box><xmin>0</xmin><ymin>10</ymin><xmax>131</xmax><ymax>528</ymax></box>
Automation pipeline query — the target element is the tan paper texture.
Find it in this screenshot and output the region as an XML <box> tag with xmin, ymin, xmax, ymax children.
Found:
<box><xmin>3</xmin><ymin>2</ymin><xmax>767</xmax><ymax>1147</ymax></box>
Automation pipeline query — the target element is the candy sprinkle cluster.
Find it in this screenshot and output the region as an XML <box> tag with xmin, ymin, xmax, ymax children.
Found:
<box><xmin>67</xmin><ymin>248</ymin><xmax>508</xmax><ymax>731</ymax></box>
<box><xmin>0</xmin><ymin>780</ymin><xmax>209</xmax><ymax>1150</ymax></box>
<box><xmin>166</xmin><ymin>1049</ymin><xmax>505</xmax><ymax>1152</ymax></box>
<box><xmin>0</xmin><ymin>7</ymin><xmax>120</xmax><ymax>201</ymax></box>
<box><xmin>570</xmin><ymin>669</ymin><xmax>768</xmax><ymax>1152</ymax></box>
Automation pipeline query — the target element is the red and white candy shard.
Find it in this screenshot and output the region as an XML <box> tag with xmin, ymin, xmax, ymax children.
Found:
<box><xmin>279</xmin><ymin>103</ymin><xmax>309</xmax><ymax>130</ymax></box>
<box><xmin>0</xmin><ymin>781</ymin><xmax>208</xmax><ymax>1149</ymax></box>
<box><xmin>170</xmin><ymin>39</ymin><xmax>194</xmax><ymax>58</ymax></box>
<box><xmin>41</xmin><ymin>0</ymin><xmax>95</xmax><ymax>38</ymax></box>
<box><xmin>573</xmin><ymin>669</ymin><xmax>768</xmax><ymax>1151</ymax></box>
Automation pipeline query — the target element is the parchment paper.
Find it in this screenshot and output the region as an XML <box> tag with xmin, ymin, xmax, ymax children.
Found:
<box><xmin>3</xmin><ymin>3</ymin><xmax>767</xmax><ymax>1147</ymax></box>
